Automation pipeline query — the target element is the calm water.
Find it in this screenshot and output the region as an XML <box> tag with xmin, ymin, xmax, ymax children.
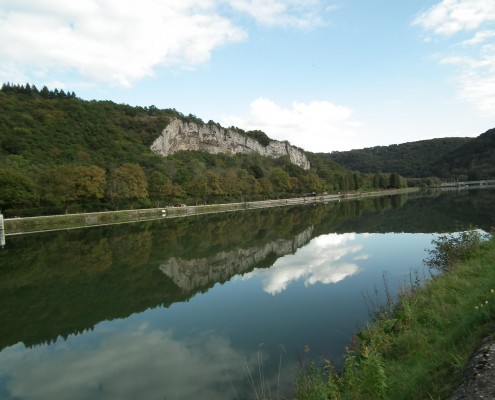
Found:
<box><xmin>1</xmin><ymin>188</ymin><xmax>494</xmax><ymax>399</ymax></box>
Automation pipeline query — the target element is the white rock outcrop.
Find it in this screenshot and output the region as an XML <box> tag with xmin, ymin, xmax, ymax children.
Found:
<box><xmin>150</xmin><ymin>118</ymin><xmax>310</xmax><ymax>170</ymax></box>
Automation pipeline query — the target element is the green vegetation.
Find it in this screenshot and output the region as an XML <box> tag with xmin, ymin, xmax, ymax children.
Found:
<box><xmin>0</xmin><ymin>83</ymin><xmax>409</xmax><ymax>216</ymax></box>
<box><xmin>296</xmin><ymin>229</ymin><xmax>495</xmax><ymax>399</ymax></box>
<box><xmin>324</xmin><ymin>136</ymin><xmax>481</xmax><ymax>179</ymax></box>
<box><xmin>433</xmin><ymin>128</ymin><xmax>495</xmax><ymax>179</ymax></box>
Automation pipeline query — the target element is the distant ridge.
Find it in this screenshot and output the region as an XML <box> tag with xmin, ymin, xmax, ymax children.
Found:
<box><xmin>324</xmin><ymin>127</ymin><xmax>495</xmax><ymax>179</ymax></box>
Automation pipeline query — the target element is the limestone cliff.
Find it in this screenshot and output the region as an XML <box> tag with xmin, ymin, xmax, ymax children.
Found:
<box><xmin>150</xmin><ymin>118</ymin><xmax>310</xmax><ymax>170</ymax></box>
<box><xmin>159</xmin><ymin>227</ymin><xmax>314</xmax><ymax>292</ymax></box>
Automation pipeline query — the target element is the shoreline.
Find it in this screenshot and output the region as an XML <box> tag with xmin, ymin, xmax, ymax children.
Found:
<box><xmin>3</xmin><ymin>188</ymin><xmax>419</xmax><ymax>236</ymax></box>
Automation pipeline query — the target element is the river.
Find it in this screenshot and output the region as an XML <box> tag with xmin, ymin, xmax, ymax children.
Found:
<box><xmin>0</xmin><ymin>188</ymin><xmax>494</xmax><ymax>399</ymax></box>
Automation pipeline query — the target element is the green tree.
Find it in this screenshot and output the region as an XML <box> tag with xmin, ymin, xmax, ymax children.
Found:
<box><xmin>187</xmin><ymin>171</ymin><xmax>223</xmax><ymax>204</ymax></box>
<box><xmin>302</xmin><ymin>173</ymin><xmax>323</xmax><ymax>193</ymax></box>
<box><xmin>390</xmin><ymin>172</ymin><xmax>401</xmax><ymax>189</ymax></box>
<box><xmin>269</xmin><ymin>167</ymin><xmax>291</xmax><ymax>198</ymax></box>
<box><xmin>353</xmin><ymin>172</ymin><xmax>360</xmax><ymax>190</ymax></box>
<box><xmin>222</xmin><ymin>169</ymin><xmax>241</xmax><ymax>201</ymax></box>
<box><xmin>258</xmin><ymin>177</ymin><xmax>273</xmax><ymax>198</ymax></box>
<box><xmin>148</xmin><ymin>172</ymin><xmax>183</xmax><ymax>206</ymax></box>
<box><xmin>109</xmin><ymin>164</ymin><xmax>148</xmax><ymax>206</ymax></box>
<box><xmin>0</xmin><ymin>168</ymin><xmax>37</xmax><ymax>211</ymax></box>
<box><xmin>40</xmin><ymin>165</ymin><xmax>106</xmax><ymax>210</ymax></box>
<box><xmin>74</xmin><ymin>165</ymin><xmax>106</xmax><ymax>201</ymax></box>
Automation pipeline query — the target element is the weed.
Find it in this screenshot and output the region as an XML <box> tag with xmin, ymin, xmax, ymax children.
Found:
<box><xmin>424</xmin><ymin>229</ymin><xmax>490</xmax><ymax>272</ymax></box>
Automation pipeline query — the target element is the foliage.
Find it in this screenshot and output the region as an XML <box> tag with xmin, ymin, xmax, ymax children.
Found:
<box><xmin>0</xmin><ymin>83</ymin><xmax>397</xmax><ymax>215</ymax></box>
<box><xmin>433</xmin><ymin>128</ymin><xmax>495</xmax><ymax>179</ymax></box>
<box><xmin>324</xmin><ymin>137</ymin><xmax>473</xmax><ymax>178</ymax></box>
<box><xmin>245</xmin><ymin>129</ymin><xmax>271</xmax><ymax>147</ymax></box>
<box><xmin>0</xmin><ymin>168</ymin><xmax>37</xmax><ymax>210</ymax></box>
<box><xmin>424</xmin><ymin>229</ymin><xmax>489</xmax><ymax>272</ymax></box>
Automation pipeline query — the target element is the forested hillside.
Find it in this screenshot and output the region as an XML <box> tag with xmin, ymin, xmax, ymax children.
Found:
<box><xmin>433</xmin><ymin>128</ymin><xmax>495</xmax><ymax>179</ymax></box>
<box><xmin>324</xmin><ymin>137</ymin><xmax>471</xmax><ymax>177</ymax></box>
<box><xmin>0</xmin><ymin>83</ymin><xmax>406</xmax><ymax>216</ymax></box>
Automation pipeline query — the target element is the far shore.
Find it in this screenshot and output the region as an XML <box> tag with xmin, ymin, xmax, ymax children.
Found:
<box><xmin>3</xmin><ymin>187</ymin><xmax>420</xmax><ymax>236</ymax></box>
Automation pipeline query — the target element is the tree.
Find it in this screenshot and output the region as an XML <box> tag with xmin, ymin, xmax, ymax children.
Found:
<box><xmin>74</xmin><ymin>165</ymin><xmax>106</xmax><ymax>201</ymax></box>
<box><xmin>222</xmin><ymin>169</ymin><xmax>241</xmax><ymax>201</ymax></box>
<box><xmin>390</xmin><ymin>172</ymin><xmax>401</xmax><ymax>189</ymax></box>
<box><xmin>187</xmin><ymin>171</ymin><xmax>223</xmax><ymax>204</ymax></box>
<box><xmin>353</xmin><ymin>173</ymin><xmax>360</xmax><ymax>190</ymax></box>
<box><xmin>109</xmin><ymin>164</ymin><xmax>148</xmax><ymax>205</ymax></box>
<box><xmin>40</xmin><ymin>165</ymin><xmax>106</xmax><ymax>210</ymax></box>
<box><xmin>0</xmin><ymin>168</ymin><xmax>37</xmax><ymax>211</ymax></box>
<box><xmin>148</xmin><ymin>172</ymin><xmax>183</xmax><ymax>205</ymax></box>
<box><xmin>302</xmin><ymin>173</ymin><xmax>323</xmax><ymax>193</ymax></box>
<box><xmin>269</xmin><ymin>167</ymin><xmax>291</xmax><ymax>198</ymax></box>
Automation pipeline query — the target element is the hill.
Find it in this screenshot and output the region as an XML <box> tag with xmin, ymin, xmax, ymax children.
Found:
<box><xmin>0</xmin><ymin>83</ymin><xmax>377</xmax><ymax>216</ymax></box>
<box><xmin>323</xmin><ymin>137</ymin><xmax>471</xmax><ymax>178</ymax></box>
<box><xmin>433</xmin><ymin>128</ymin><xmax>495</xmax><ymax>179</ymax></box>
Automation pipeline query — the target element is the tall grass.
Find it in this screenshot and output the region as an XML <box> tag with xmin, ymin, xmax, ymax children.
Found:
<box><xmin>295</xmin><ymin>229</ymin><xmax>495</xmax><ymax>399</ymax></box>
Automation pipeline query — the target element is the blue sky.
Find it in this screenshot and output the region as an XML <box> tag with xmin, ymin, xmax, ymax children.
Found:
<box><xmin>1</xmin><ymin>0</ymin><xmax>494</xmax><ymax>152</ymax></box>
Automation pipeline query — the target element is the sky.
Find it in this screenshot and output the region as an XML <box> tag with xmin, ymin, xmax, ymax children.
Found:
<box><xmin>0</xmin><ymin>0</ymin><xmax>494</xmax><ymax>153</ymax></box>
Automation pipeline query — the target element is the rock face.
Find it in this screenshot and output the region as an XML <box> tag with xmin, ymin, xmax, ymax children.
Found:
<box><xmin>450</xmin><ymin>335</ymin><xmax>495</xmax><ymax>399</ymax></box>
<box><xmin>150</xmin><ymin>118</ymin><xmax>310</xmax><ymax>170</ymax></box>
<box><xmin>159</xmin><ymin>227</ymin><xmax>314</xmax><ymax>292</ymax></box>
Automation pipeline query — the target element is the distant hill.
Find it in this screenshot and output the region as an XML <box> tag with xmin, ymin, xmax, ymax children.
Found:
<box><xmin>323</xmin><ymin>137</ymin><xmax>476</xmax><ymax>178</ymax></box>
<box><xmin>433</xmin><ymin>128</ymin><xmax>495</xmax><ymax>179</ymax></box>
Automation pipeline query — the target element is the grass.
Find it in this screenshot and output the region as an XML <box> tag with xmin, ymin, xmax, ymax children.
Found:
<box><xmin>295</xmin><ymin>229</ymin><xmax>495</xmax><ymax>399</ymax></box>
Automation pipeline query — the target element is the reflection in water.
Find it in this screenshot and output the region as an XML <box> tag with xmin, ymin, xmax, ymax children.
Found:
<box><xmin>1</xmin><ymin>189</ymin><xmax>494</xmax><ymax>399</ymax></box>
<box><xmin>244</xmin><ymin>233</ymin><xmax>364</xmax><ymax>295</ymax></box>
<box><xmin>0</xmin><ymin>324</ymin><xmax>253</xmax><ymax>400</ymax></box>
<box><xmin>160</xmin><ymin>227</ymin><xmax>314</xmax><ymax>292</ymax></box>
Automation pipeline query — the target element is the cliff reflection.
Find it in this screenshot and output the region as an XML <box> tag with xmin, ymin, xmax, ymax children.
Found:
<box><xmin>1</xmin><ymin>189</ymin><xmax>494</xmax><ymax>350</ymax></box>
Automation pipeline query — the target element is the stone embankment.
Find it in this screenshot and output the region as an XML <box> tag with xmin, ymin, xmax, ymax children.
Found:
<box><xmin>3</xmin><ymin>188</ymin><xmax>419</xmax><ymax>236</ymax></box>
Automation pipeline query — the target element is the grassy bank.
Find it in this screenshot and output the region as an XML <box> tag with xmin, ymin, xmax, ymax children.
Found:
<box><xmin>296</xmin><ymin>230</ymin><xmax>495</xmax><ymax>399</ymax></box>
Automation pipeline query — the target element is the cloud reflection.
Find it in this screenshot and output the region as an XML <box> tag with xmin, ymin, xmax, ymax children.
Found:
<box><xmin>0</xmin><ymin>324</ymin><xmax>256</xmax><ymax>400</ymax></box>
<box><xmin>246</xmin><ymin>233</ymin><xmax>366</xmax><ymax>294</ymax></box>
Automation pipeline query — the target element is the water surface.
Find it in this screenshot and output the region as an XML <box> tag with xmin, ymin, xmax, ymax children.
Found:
<box><xmin>1</xmin><ymin>188</ymin><xmax>494</xmax><ymax>399</ymax></box>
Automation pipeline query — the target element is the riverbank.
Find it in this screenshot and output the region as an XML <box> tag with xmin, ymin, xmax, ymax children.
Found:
<box><xmin>2</xmin><ymin>187</ymin><xmax>418</xmax><ymax>235</ymax></box>
<box><xmin>296</xmin><ymin>231</ymin><xmax>495</xmax><ymax>399</ymax></box>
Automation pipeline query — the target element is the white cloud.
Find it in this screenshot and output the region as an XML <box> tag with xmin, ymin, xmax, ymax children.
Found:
<box><xmin>459</xmin><ymin>30</ymin><xmax>495</xmax><ymax>46</ymax></box>
<box><xmin>414</xmin><ymin>1</ymin><xmax>495</xmax><ymax>117</ymax></box>
<box><xmin>0</xmin><ymin>324</ymin><xmax>255</xmax><ymax>400</ymax></box>
<box><xmin>244</xmin><ymin>233</ymin><xmax>364</xmax><ymax>295</ymax></box>
<box><xmin>0</xmin><ymin>0</ymin><xmax>245</xmax><ymax>87</ymax></box>
<box><xmin>0</xmin><ymin>0</ymin><xmax>328</xmax><ymax>87</ymax></box>
<box><xmin>414</xmin><ymin>0</ymin><xmax>495</xmax><ymax>35</ymax></box>
<box><xmin>221</xmin><ymin>97</ymin><xmax>363</xmax><ymax>152</ymax></box>
<box><xmin>225</xmin><ymin>0</ymin><xmax>324</xmax><ymax>29</ymax></box>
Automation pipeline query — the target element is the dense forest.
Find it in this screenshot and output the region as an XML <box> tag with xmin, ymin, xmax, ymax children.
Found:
<box><xmin>0</xmin><ymin>83</ymin><xmax>408</xmax><ymax>216</ymax></box>
<box><xmin>325</xmin><ymin>128</ymin><xmax>495</xmax><ymax>180</ymax></box>
<box><xmin>324</xmin><ymin>138</ymin><xmax>472</xmax><ymax>177</ymax></box>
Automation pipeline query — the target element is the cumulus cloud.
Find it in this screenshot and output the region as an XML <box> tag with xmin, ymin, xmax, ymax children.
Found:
<box><xmin>413</xmin><ymin>0</ymin><xmax>495</xmax><ymax>35</ymax></box>
<box><xmin>225</xmin><ymin>0</ymin><xmax>324</xmax><ymax>29</ymax></box>
<box><xmin>244</xmin><ymin>233</ymin><xmax>365</xmax><ymax>295</ymax></box>
<box><xmin>414</xmin><ymin>0</ymin><xmax>495</xmax><ymax>117</ymax></box>
<box><xmin>221</xmin><ymin>97</ymin><xmax>363</xmax><ymax>152</ymax></box>
<box><xmin>0</xmin><ymin>324</ymin><xmax>253</xmax><ymax>400</ymax></box>
<box><xmin>0</xmin><ymin>0</ymin><xmax>327</xmax><ymax>87</ymax></box>
<box><xmin>0</xmin><ymin>0</ymin><xmax>247</xmax><ymax>87</ymax></box>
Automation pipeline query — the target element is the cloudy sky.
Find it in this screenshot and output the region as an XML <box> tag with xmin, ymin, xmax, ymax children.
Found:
<box><xmin>1</xmin><ymin>0</ymin><xmax>494</xmax><ymax>152</ymax></box>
